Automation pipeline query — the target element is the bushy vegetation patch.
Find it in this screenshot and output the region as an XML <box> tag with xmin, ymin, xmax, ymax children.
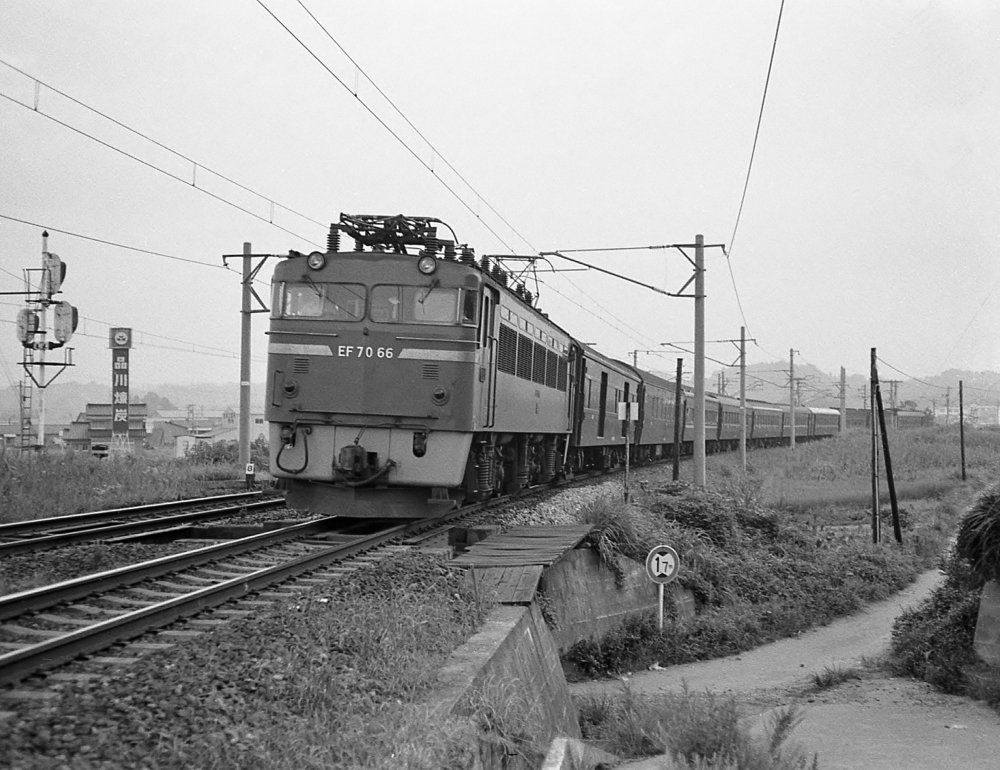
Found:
<box><xmin>954</xmin><ymin>482</ymin><xmax>1000</xmax><ymax>584</ymax></box>
<box><xmin>889</xmin><ymin>554</ymin><xmax>982</xmax><ymax>694</ymax></box>
<box><xmin>565</xmin><ymin>481</ymin><xmax>937</xmax><ymax>679</ymax></box>
<box><xmin>577</xmin><ymin>684</ymin><xmax>818</xmax><ymax>769</ymax></box>
<box><xmin>890</xmin><ymin>482</ymin><xmax>1000</xmax><ymax>709</ymax></box>
<box><xmin>3</xmin><ymin>553</ymin><xmax>489</xmax><ymax>770</ymax></box>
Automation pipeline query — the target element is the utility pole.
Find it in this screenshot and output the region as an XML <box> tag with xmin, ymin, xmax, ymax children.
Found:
<box><xmin>672</xmin><ymin>358</ymin><xmax>683</xmax><ymax>482</ymax></box>
<box><xmin>239</xmin><ymin>242</ymin><xmax>252</xmax><ymax>476</ymax></box>
<box><xmin>870</xmin><ymin>349</ymin><xmax>881</xmax><ymax>543</ymax></box>
<box><xmin>693</xmin><ymin>235</ymin><xmax>706</xmax><ymax>485</ymax></box>
<box><xmin>946</xmin><ymin>387</ymin><xmax>951</xmax><ymax>426</ymax></box>
<box><xmin>224</xmin><ymin>243</ymin><xmax>272</xmax><ymax>484</ymax></box>
<box><xmin>839</xmin><ymin>366</ymin><xmax>847</xmax><ymax>432</ymax></box>
<box><xmin>739</xmin><ymin>326</ymin><xmax>747</xmax><ymax>472</ymax></box>
<box><xmin>789</xmin><ymin>348</ymin><xmax>796</xmax><ymax>449</ymax></box>
<box><xmin>960</xmin><ymin>381</ymin><xmax>967</xmax><ymax>481</ymax></box>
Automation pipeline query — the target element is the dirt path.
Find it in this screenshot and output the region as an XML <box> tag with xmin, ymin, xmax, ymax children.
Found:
<box><xmin>569</xmin><ymin>570</ymin><xmax>1000</xmax><ymax>769</ymax></box>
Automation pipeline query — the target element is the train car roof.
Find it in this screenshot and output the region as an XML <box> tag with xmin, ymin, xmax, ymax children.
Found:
<box><xmin>575</xmin><ymin>343</ymin><xmax>638</xmax><ymax>379</ymax></box>
<box><xmin>802</xmin><ymin>406</ymin><xmax>841</xmax><ymax>416</ymax></box>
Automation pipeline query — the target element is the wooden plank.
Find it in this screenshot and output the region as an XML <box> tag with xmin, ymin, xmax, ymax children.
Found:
<box><xmin>451</xmin><ymin>524</ymin><xmax>593</xmax><ymax>568</ymax></box>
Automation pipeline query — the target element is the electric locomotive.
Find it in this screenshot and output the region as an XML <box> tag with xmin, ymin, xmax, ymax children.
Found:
<box><xmin>266</xmin><ymin>214</ymin><xmax>574</xmax><ymax>516</ymax></box>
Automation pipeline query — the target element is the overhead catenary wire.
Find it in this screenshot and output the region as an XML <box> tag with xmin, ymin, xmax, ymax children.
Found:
<box><xmin>255</xmin><ymin>0</ymin><xmax>521</xmax><ymax>255</ymax></box>
<box><xmin>0</xmin><ymin>58</ymin><xmax>327</xmax><ymax>232</ymax></box>
<box><xmin>292</xmin><ymin>0</ymin><xmax>537</xmax><ymax>255</ymax></box>
<box><xmin>721</xmin><ymin>0</ymin><xmax>787</xmax><ymax>356</ymax></box>
<box><xmin>0</xmin><ymin>213</ymin><xmax>233</xmax><ymax>270</ymax></box>
<box><xmin>0</xmin><ymin>67</ymin><xmax>325</xmax><ymax>249</ymax></box>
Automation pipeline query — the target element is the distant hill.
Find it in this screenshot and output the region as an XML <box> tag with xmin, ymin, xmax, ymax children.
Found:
<box><xmin>0</xmin><ymin>381</ymin><xmax>266</xmax><ymax>425</ymax></box>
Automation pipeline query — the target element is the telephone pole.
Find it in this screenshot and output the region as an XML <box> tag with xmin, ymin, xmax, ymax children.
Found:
<box><xmin>789</xmin><ymin>349</ymin><xmax>797</xmax><ymax>449</ymax></box>
<box><xmin>839</xmin><ymin>366</ymin><xmax>847</xmax><ymax>432</ymax></box>
<box><xmin>693</xmin><ymin>235</ymin><xmax>706</xmax><ymax>485</ymax></box>
<box><xmin>739</xmin><ymin>327</ymin><xmax>747</xmax><ymax>471</ymax></box>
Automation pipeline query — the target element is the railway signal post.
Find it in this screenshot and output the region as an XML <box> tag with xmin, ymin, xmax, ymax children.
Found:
<box><xmin>12</xmin><ymin>232</ymin><xmax>77</xmax><ymax>451</ymax></box>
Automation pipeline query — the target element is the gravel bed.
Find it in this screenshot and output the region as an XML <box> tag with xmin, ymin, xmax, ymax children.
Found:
<box><xmin>0</xmin><ymin>507</ymin><xmax>314</xmax><ymax>597</ymax></box>
<box><xmin>0</xmin><ymin>542</ymin><xmax>203</xmax><ymax>597</ymax></box>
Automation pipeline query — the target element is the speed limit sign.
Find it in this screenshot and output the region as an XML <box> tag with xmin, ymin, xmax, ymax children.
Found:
<box><xmin>645</xmin><ymin>544</ymin><xmax>680</xmax><ymax>585</ymax></box>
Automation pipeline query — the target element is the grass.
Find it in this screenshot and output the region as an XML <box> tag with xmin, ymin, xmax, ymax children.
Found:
<box><xmin>0</xmin><ymin>450</ymin><xmax>258</xmax><ymax>522</ymax></box>
<box><xmin>5</xmin><ymin>552</ymin><xmax>493</xmax><ymax>770</ymax></box>
<box><xmin>809</xmin><ymin>665</ymin><xmax>863</xmax><ymax>691</ymax></box>
<box><xmin>577</xmin><ymin>684</ymin><xmax>818</xmax><ymax>769</ymax></box>
<box><xmin>719</xmin><ymin>425</ymin><xmax>1000</xmax><ymax>512</ymax></box>
<box><xmin>563</xmin><ymin>480</ymin><xmax>943</xmax><ymax>678</ymax></box>
<box><xmin>569</xmin><ymin>424</ymin><xmax>1000</xmax><ymax>764</ymax></box>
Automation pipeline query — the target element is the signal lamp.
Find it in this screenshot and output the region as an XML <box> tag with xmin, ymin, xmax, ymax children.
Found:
<box><xmin>417</xmin><ymin>255</ymin><xmax>437</xmax><ymax>275</ymax></box>
<box><xmin>306</xmin><ymin>251</ymin><xmax>326</xmax><ymax>270</ymax></box>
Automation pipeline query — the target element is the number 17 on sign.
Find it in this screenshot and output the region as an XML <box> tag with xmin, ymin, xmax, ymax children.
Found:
<box><xmin>645</xmin><ymin>545</ymin><xmax>681</xmax><ymax>631</ymax></box>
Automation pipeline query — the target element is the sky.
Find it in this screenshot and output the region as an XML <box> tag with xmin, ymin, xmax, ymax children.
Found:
<box><xmin>1</xmin><ymin>0</ymin><xmax>998</xmax><ymax>398</ymax></box>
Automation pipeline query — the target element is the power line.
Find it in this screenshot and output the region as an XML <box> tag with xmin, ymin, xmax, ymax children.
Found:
<box><xmin>724</xmin><ymin>0</ymin><xmax>787</xmax><ymax>351</ymax></box>
<box><xmin>728</xmin><ymin>0</ymin><xmax>786</xmax><ymax>257</ymax></box>
<box><xmin>0</xmin><ymin>315</ymin><xmax>266</xmax><ymax>364</ymax></box>
<box><xmin>254</xmin><ymin>0</ymin><xmax>523</xmax><ymax>254</ymax></box>
<box><xmin>0</xmin><ymin>58</ymin><xmax>328</xmax><ymax>232</ymax></box>
<box><xmin>0</xmin><ymin>213</ymin><xmax>232</xmax><ymax>270</ymax></box>
<box><xmin>293</xmin><ymin>0</ymin><xmax>536</xmax><ymax>254</ymax></box>
<box><xmin>0</xmin><ymin>67</ymin><xmax>324</xmax><ymax>249</ymax></box>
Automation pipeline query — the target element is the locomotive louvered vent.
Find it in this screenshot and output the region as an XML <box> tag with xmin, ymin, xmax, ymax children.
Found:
<box><xmin>545</xmin><ymin>350</ymin><xmax>558</xmax><ymax>389</ymax></box>
<box><xmin>516</xmin><ymin>333</ymin><xmax>533</xmax><ymax>380</ymax></box>
<box><xmin>532</xmin><ymin>342</ymin><xmax>546</xmax><ymax>385</ymax></box>
<box><xmin>292</xmin><ymin>358</ymin><xmax>310</xmax><ymax>374</ymax></box>
<box><xmin>422</xmin><ymin>363</ymin><xmax>440</xmax><ymax>380</ymax></box>
<box><xmin>498</xmin><ymin>325</ymin><xmax>517</xmax><ymax>374</ymax></box>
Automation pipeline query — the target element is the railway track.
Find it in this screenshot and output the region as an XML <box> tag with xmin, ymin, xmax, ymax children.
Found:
<box><xmin>0</xmin><ymin>463</ymin><xmax>657</xmax><ymax>690</ymax></box>
<box><xmin>0</xmin><ymin>508</ymin><xmax>471</xmax><ymax>689</ymax></box>
<box><xmin>0</xmin><ymin>492</ymin><xmax>284</xmax><ymax>556</ymax></box>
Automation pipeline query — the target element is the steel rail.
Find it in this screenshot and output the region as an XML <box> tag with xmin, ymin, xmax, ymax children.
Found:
<box><xmin>0</xmin><ymin>515</ymin><xmax>434</xmax><ymax>687</ymax></box>
<box><xmin>0</xmin><ymin>516</ymin><xmax>340</xmax><ymax>621</ymax></box>
<box><xmin>0</xmin><ymin>499</ymin><xmax>285</xmax><ymax>557</ymax></box>
<box><xmin>0</xmin><ymin>492</ymin><xmax>267</xmax><ymax>538</ymax></box>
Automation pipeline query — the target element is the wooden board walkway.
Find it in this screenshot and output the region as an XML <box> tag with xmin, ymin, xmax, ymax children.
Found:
<box><xmin>452</xmin><ymin>524</ymin><xmax>593</xmax><ymax>605</ymax></box>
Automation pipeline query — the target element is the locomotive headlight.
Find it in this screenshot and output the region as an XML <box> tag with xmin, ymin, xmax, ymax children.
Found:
<box><xmin>417</xmin><ymin>255</ymin><xmax>437</xmax><ymax>275</ymax></box>
<box><xmin>306</xmin><ymin>251</ymin><xmax>326</xmax><ymax>270</ymax></box>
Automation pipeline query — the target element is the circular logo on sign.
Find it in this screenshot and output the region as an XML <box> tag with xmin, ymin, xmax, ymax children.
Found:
<box><xmin>113</xmin><ymin>330</ymin><xmax>129</xmax><ymax>346</ymax></box>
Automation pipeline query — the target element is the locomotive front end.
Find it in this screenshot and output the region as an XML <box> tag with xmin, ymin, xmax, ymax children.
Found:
<box><xmin>265</xmin><ymin>215</ymin><xmax>483</xmax><ymax>517</ymax></box>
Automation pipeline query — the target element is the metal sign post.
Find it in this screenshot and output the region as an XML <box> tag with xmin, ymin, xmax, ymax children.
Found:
<box><xmin>645</xmin><ymin>544</ymin><xmax>681</xmax><ymax>631</ymax></box>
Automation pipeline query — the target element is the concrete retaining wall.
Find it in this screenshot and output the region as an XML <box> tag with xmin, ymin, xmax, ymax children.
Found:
<box><xmin>975</xmin><ymin>579</ymin><xmax>1000</xmax><ymax>667</ymax></box>
<box><xmin>540</xmin><ymin>547</ymin><xmax>695</xmax><ymax>652</ymax></box>
<box><xmin>435</xmin><ymin>602</ymin><xmax>581</xmax><ymax>764</ymax></box>
<box><xmin>431</xmin><ymin>545</ymin><xmax>697</xmax><ymax>767</ymax></box>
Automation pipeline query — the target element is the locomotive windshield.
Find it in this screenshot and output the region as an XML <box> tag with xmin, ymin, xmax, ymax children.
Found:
<box><xmin>273</xmin><ymin>281</ymin><xmax>477</xmax><ymax>326</ymax></box>
<box><xmin>371</xmin><ymin>284</ymin><xmax>477</xmax><ymax>326</ymax></box>
<box><xmin>276</xmin><ymin>282</ymin><xmax>366</xmax><ymax>321</ymax></box>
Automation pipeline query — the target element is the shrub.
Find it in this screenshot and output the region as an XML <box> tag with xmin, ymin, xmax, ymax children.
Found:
<box><xmin>954</xmin><ymin>483</ymin><xmax>1000</xmax><ymax>584</ymax></box>
<box><xmin>889</xmin><ymin>553</ymin><xmax>982</xmax><ymax>693</ymax></box>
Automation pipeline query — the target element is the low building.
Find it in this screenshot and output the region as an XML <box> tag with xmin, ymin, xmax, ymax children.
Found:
<box><xmin>63</xmin><ymin>404</ymin><xmax>148</xmax><ymax>454</ymax></box>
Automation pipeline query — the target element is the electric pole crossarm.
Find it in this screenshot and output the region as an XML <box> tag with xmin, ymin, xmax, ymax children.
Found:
<box><xmin>540</xmin><ymin>252</ymin><xmax>672</xmax><ymax>296</ymax></box>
